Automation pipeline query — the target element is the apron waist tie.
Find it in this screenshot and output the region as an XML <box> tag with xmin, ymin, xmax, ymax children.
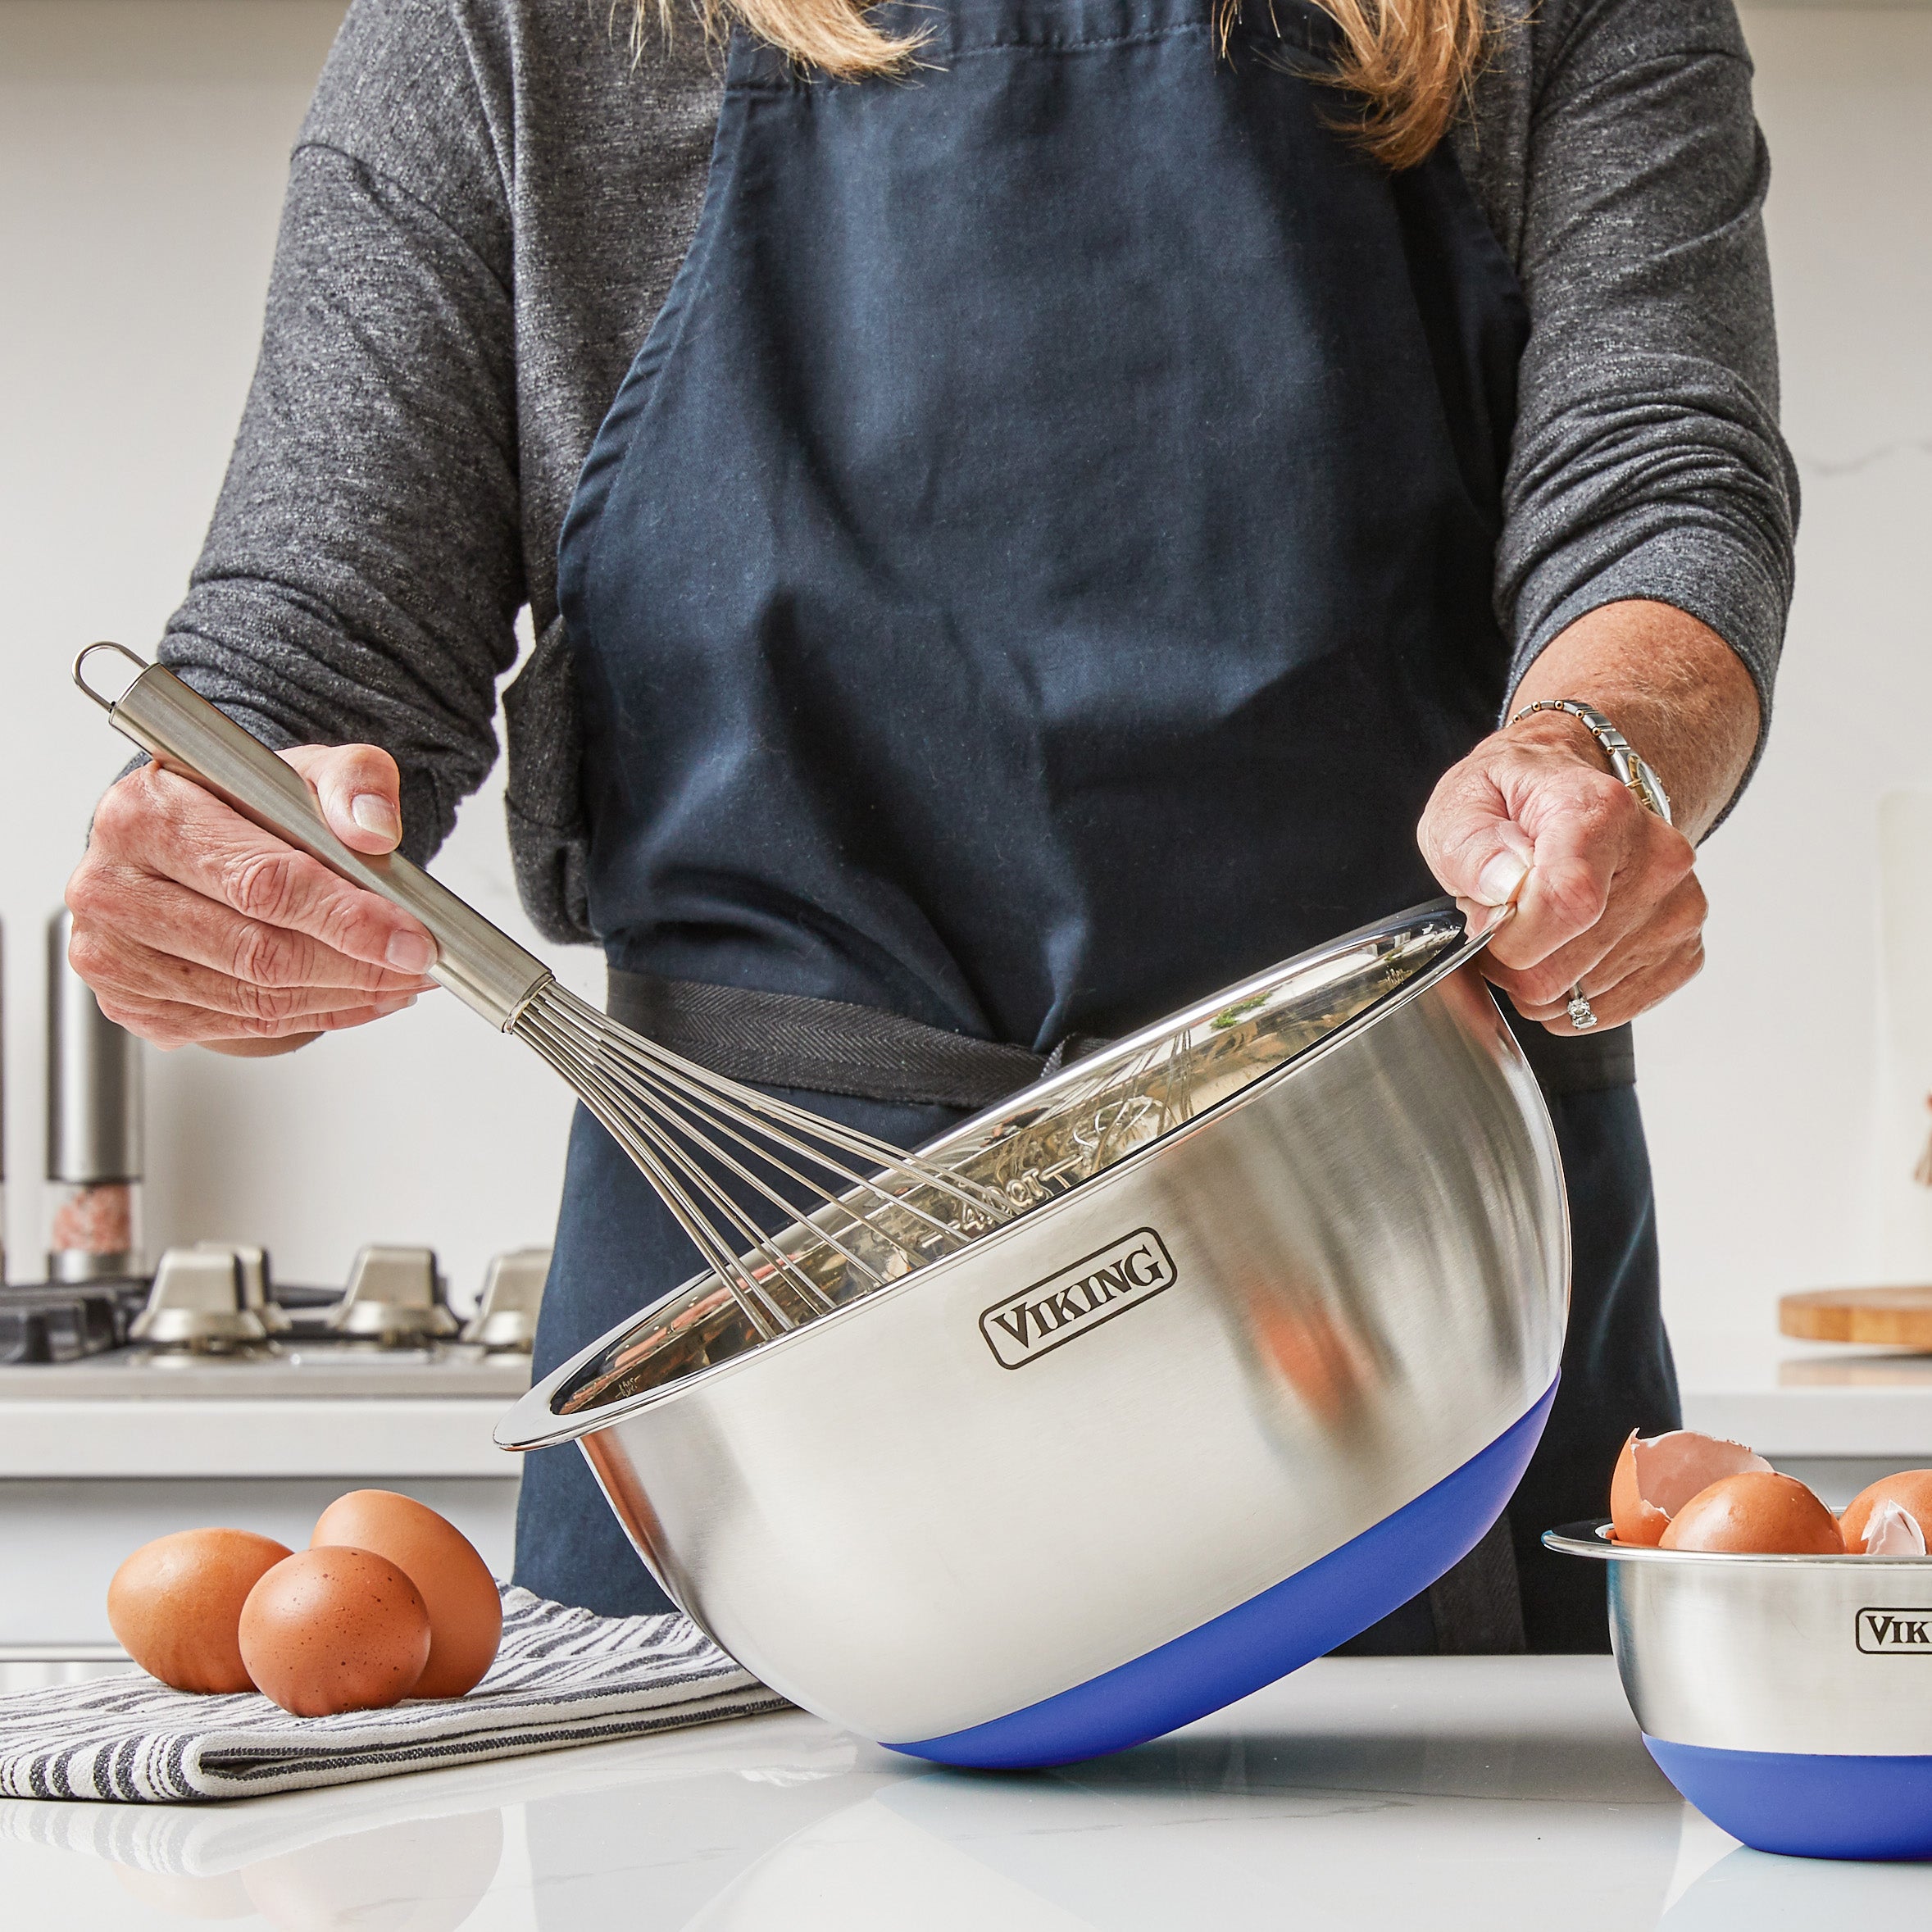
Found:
<box><xmin>607</xmin><ymin>968</ymin><xmax>1634</xmax><ymax>1112</ymax></box>
<box><xmin>605</xmin><ymin>968</ymin><xmax>1102</xmax><ymax>1111</ymax></box>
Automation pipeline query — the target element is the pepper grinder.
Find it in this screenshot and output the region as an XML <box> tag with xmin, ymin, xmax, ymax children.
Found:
<box><xmin>45</xmin><ymin>909</ymin><xmax>144</xmax><ymax>1282</ymax></box>
<box><xmin>1</xmin><ymin>919</ymin><xmax>8</xmax><ymax>1284</ymax></box>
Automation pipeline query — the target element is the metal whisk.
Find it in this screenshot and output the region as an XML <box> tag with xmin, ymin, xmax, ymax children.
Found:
<box><xmin>77</xmin><ymin>645</ymin><xmax>1012</xmax><ymax>1339</ymax></box>
<box><xmin>510</xmin><ymin>981</ymin><xmax>1010</xmax><ymax>1334</ymax></box>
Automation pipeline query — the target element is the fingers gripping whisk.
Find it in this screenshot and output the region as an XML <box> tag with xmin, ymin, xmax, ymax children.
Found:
<box><xmin>80</xmin><ymin>648</ymin><xmax>1015</xmax><ymax>1345</ymax></box>
<box><xmin>513</xmin><ymin>984</ymin><xmax>1012</xmax><ymax>1337</ymax></box>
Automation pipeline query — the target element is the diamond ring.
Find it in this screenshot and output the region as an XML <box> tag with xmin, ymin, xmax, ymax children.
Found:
<box><xmin>1566</xmin><ymin>984</ymin><xmax>1598</xmax><ymax>1031</ymax></box>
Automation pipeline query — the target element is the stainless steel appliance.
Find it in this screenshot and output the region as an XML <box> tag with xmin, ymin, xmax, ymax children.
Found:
<box><xmin>45</xmin><ymin>908</ymin><xmax>143</xmax><ymax>1284</ymax></box>
<box><xmin>499</xmin><ymin>905</ymin><xmax>1569</xmax><ymax>1767</ymax></box>
<box><xmin>0</xmin><ymin>1245</ymin><xmax>548</xmax><ymax>1396</ymax></box>
<box><xmin>328</xmin><ymin>1244</ymin><xmax>460</xmax><ymax>1343</ymax></box>
<box><xmin>130</xmin><ymin>1244</ymin><xmax>268</xmax><ymax>1351</ymax></box>
<box><xmin>1547</xmin><ymin>1523</ymin><xmax>1932</xmax><ymax>1860</ymax></box>
<box><xmin>1</xmin><ymin>915</ymin><xmax>7</xmax><ymax>1284</ymax></box>
<box><xmin>462</xmin><ymin>1248</ymin><xmax>550</xmax><ymax>1351</ymax></box>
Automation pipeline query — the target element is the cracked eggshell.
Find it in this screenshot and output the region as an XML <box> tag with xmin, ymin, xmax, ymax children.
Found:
<box><xmin>1841</xmin><ymin>1471</ymin><xmax>1932</xmax><ymax>1553</ymax></box>
<box><xmin>1609</xmin><ymin>1430</ymin><xmax>1771</xmax><ymax>1545</ymax></box>
<box><xmin>1860</xmin><ymin>1497</ymin><xmax>1928</xmax><ymax>1557</ymax></box>
<box><xmin>1659</xmin><ymin>1471</ymin><xmax>1843</xmax><ymax>1555</ymax></box>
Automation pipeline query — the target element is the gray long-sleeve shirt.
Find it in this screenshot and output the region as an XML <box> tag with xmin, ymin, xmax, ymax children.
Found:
<box><xmin>157</xmin><ymin>0</ymin><xmax>1798</xmax><ymax>944</ymax></box>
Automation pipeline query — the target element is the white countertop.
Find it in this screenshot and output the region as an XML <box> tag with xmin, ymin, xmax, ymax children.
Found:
<box><xmin>4</xmin><ymin>1327</ymin><xmax>1931</xmax><ymax>1484</ymax></box>
<box><xmin>1673</xmin><ymin>1327</ymin><xmax>1932</xmax><ymax>1460</ymax></box>
<box><xmin>0</xmin><ymin>1350</ymin><xmax>530</xmax><ymax>1478</ymax></box>
<box><xmin>0</xmin><ymin>1397</ymin><xmax>519</xmax><ymax>1479</ymax></box>
<box><xmin>3</xmin><ymin>1654</ymin><xmax>1925</xmax><ymax>1929</ymax></box>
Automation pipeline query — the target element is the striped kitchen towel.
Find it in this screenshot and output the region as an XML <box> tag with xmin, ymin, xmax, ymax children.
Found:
<box><xmin>0</xmin><ymin>1587</ymin><xmax>789</xmax><ymax>1802</ymax></box>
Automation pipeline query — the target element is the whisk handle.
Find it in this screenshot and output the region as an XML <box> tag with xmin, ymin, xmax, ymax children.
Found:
<box><xmin>75</xmin><ymin>643</ymin><xmax>552</xmax><ymax>1031</ymax></box>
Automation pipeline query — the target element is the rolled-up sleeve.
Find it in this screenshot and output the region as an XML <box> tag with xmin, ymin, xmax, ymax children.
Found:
<box><xmin>1499</xmin><ymin>0</ymin><xmax>1798</xmax><ymax>789</ymax></box>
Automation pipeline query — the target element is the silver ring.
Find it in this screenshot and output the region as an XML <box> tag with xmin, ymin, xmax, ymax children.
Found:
<box><xmin>1566</xmin><ymin>985</ymin><xmax>1598</xmax><ymax>1031</ymax></box>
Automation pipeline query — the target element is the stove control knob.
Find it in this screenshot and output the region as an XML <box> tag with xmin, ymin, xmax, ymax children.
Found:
<box><xmin>131</xmin><ymin>1248</ymin><xmax>270</xmax><ymax>1352</ymax></box>
<box><xmin>196</xmin><ymin>1240</ymin><xmax>291</xmax><ymax>1332</ymax></box>
<box><xmin>330</xmin><ymin>1245</ymin><xmax>458</xmax><ymax>1344</ymax></box>
<box><xmin>461</xmin><ymin>1248</ymin><xmax>550</xmax><ymax>1352</ymax></box>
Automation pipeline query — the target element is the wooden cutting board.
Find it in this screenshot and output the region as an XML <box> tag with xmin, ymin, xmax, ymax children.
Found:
<box><xmin>1780</xmin><ymin>1288</ymin><xmax>1932</xmax><ymax>1348</ymax></box>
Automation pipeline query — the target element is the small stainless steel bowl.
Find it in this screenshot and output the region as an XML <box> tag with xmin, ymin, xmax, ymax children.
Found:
<box><xmin>498</xmin><ymin>902</ymin><xmax>1570</xmax><ymax>1766</ymax></box>
<box><xmin>1547</xmin><ymin>1522</ymin><xmax>1932</xmax><ymax>1859</ymax></box>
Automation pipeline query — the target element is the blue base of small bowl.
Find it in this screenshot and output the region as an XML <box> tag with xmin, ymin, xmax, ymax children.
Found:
<box><xmin>889</xmin><ymin>1376</ymin><xmax>1558</xmax><ymax>1770</ymax></box>
<box><xmin>1647</xmin><ymin>1736</ymin><xmax>1932</xmax><ymax>1861</ymax></box>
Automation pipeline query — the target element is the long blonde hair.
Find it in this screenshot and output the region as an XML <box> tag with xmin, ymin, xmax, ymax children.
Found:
<box><xmin>643</xmin><ymin>0</ymin><xmax>1487</xmax><ymax>170</ymax></box>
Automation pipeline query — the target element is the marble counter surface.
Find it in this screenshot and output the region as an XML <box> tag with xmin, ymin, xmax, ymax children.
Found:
<box><xmin>3</xmin><ymin>1654</ymin><xmax>1927</xmax><ymax>1929</ymax></box>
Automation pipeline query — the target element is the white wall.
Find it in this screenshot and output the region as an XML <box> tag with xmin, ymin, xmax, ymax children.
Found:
<box><xmin>0</xmin><ymin>0</ymin><xmax>593</xmax><ymax>1307</ymax></box>
<box><xmin>1643</xmin><ymin>4</ymin><xmax>1932</xmax><ymax>1353</ymax></box>
<box><xmin>1</xmin><ymin>2</ymin><xmax>1928</xmax><ymax>1338</ymax></box>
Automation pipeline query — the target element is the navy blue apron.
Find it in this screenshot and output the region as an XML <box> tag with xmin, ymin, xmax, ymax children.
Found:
<box><xmin>518</xmin><ymin>0</ymin><xmax>1678</xmax><ymax>1652</ymax></box>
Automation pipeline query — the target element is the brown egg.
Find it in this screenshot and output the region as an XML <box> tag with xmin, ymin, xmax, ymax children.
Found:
<box><xmin>1840</xmin><ymin>1470</ymin><xmax>1932</xmax><ymax>1553</ymax></box>
<box><xmin>1609</xmin><ymin>1429</ymin><xmax>1771</xmax><ymax>1545</ymax></box>
<box><xmin>311</xmin><ymin>1489</ymin><xmax>501</xmax><ymax>1698</ymax></box>
<box><xmin>107</xmin><ymin>1529</ymin><xmax>293</xmax><ymax>1693</ymax></box>
<box><xmin>1659</xmin><ymin>1471</ymin><xmax>1843</xmax><ymax>1554</ymax></box>
<box><xmin>239</xmin><ymin>1548</ymin><xmax>431</xmax><ymax>1716</ymax></box>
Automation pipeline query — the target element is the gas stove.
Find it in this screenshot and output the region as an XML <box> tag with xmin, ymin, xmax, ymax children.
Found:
<box><xmin>0</xmin><ymin>1244</ymin><xmax>548</xmax><ymax>1399</ymax></box>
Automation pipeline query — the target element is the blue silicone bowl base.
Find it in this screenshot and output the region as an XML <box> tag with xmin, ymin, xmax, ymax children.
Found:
<box><xmin>1646</xmin><ymin>1736</ymin><xmax>1932</xmax><ymax>1862</ymax></box>
<box><xmin>891</xmin><ymin>1376</ymin><xmax>1558</xmax><ymax>1770</ymax></box>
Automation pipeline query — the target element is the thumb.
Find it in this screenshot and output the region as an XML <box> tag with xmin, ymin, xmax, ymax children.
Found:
<box><xmin>286</xmin><ymin>743</ymin><xmax>406</xmax><ymax>857</ymax></box>
<box><xmin>1421</xmin><ymin>784</ymin><xmax>1536</xmax><ymax>911</ymax></box>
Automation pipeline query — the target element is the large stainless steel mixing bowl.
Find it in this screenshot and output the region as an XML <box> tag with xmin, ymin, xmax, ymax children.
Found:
<box><xmin>499</xmin><ymin>902</ymin><xmax>1569</xmax><ymax>1766</ymax></box>
<box><xmin>1547</xmin><ymin>1523</ymin><xmax>1932</xmax><ymax>1859</ymax></box>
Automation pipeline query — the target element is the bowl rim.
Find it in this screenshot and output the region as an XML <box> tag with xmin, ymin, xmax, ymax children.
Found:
<box><xmin>496</xmin><ymin>897</ymin><xmax>1515</xmax><ymax>1452</ymax></box>
<box><xmin>1543</xmin><ymin>1518</ymin><xmax>1932</xmax><ymax>1566</ymax></box>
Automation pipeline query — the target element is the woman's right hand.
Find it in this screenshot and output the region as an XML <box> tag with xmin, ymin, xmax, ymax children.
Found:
<box><xmin>66</xmin><ymin>743</ymin><xmax>440</xmax><ymax>1057</ymax></box>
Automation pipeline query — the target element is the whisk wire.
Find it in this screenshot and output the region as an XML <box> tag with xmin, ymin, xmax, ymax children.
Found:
<box><xmin>522</xmin><ymin>1009</ymin><xmax>795</xmax><ymax>1337</ymax></box>
<box><xmin>516</xmin><ymin>1005</ymin><xmax>810</xmax><ymax>1325</ymax></box>
<box><xmin>523</xmin><ymin>1008</ymin><xmax>857</xmax><ymax>1331</ymax></box>
<box><xmin>561</xmin><ymin>1033</ymin><xmax>894</xmax><ymax>1303</ymax></box>
<box><xmin>511</xmin><ymin>981</ymin><xmax>1017</xmax><ymax>1336</ymax></box>
<box><xmin>598</xmin><ymin>1032</ymin><xmax>999</xmax><ymax>1252</ymax></box>
<box><xmin>581</xmin><ymin>1006</ymin><xmax>1011</xmax><ymax>1228</ymax></box>
<box><xmin>523</xmin><ymin>997</ymin><xmax>928</xmax><ymax>1298</ymax></box>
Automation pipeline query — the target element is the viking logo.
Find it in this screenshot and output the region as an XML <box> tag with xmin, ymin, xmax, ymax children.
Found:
<box><xmin>979</xmin><ymin>1229</ymin><xmax>1177</xmax><ymax>1370</ymax></box>
<box><xmin>1857</xmin><ymin>1609</ymin><xmax>1932</xmax><ymax>1653</ymax></box>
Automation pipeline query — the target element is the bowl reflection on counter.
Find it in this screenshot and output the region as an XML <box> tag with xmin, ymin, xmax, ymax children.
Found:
<box><xmin>1662</xmin><ymin>1844</ymin><xmax>1932</xmax><ymax>1926</ymax></box>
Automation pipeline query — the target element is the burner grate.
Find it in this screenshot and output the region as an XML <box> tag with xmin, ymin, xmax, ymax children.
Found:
<box><xmin>0</xmin><ymin>1282</ymin><xmax>146</xmax><ymax>1366</ymax></box>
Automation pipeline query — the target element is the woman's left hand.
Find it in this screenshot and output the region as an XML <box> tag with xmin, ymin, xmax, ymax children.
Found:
<box><xmin>1416</xmin><ymin>707</ymin><xmax>1704</xmax><ymax>1034</ymax></box>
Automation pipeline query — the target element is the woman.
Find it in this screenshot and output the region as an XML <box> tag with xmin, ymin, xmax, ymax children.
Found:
<box><xmin>65</xmin><ymin>0</ymin><xmax>1792</xmax><ymax>1649</ymax></box>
